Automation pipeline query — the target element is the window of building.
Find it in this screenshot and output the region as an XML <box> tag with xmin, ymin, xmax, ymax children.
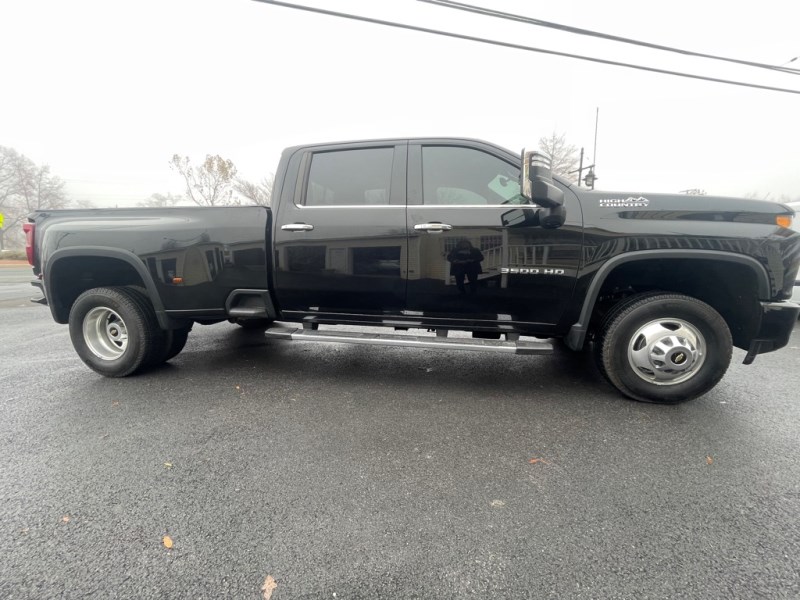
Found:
<box><xmin>287</xmin><ymin>246</ymin><xmax>325</xmax><ymax>272</ymax></box>
<box><xmin>444</xmin><ymin>236</ymin><xmax>503</xmax><ymax>253</ymax></box>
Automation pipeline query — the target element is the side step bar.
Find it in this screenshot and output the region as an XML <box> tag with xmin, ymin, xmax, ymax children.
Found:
<box><xmin>264</xmin><ymin>326</ymin><xmax>553</xmax><ymax>355</ymax></box>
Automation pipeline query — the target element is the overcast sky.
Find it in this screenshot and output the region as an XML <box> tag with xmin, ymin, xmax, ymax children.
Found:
<box><xmin>1</xmin><ymin>0</ymin><xmax>799</xmax><ymax>207</ymax></box>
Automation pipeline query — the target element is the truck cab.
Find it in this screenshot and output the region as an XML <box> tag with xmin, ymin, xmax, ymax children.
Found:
<box><xmin>271</xmin><ymin>138</ymin><xmax>581</xmax><ymax>334</ymax></box>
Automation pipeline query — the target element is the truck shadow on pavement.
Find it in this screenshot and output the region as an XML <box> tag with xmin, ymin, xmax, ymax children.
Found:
<box><xmin>152</xmin><ymin>326</ymin><xmax>628</xmax><ymax>409</ymax></box>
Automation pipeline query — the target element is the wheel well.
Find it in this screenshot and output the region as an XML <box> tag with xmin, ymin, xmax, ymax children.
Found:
<box><xmin>590</xmin><ymin>258</ymin><xmax>761</xmax><ymax>350</ymax></box>
<box><xmin>48</xmin><ymin>256</ymin><xmax>148</xmax><ymax>323</ymax></box>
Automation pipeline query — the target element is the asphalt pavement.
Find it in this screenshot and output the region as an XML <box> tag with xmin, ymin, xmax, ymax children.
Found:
<box><xmin>0</xmin><ymin>264</ymin><xmax>37</xmax><ymax>308</ymax></box>
<box><xmin>1</xmin><ymin>276</ymin><xmax>799</xmax><ymax>599</ymax></box>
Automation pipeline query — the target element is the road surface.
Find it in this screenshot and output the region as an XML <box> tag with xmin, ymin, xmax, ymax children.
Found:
<box><xmin>1</xmin><ymin>273</ymin><xmax>799</xmax><ymax>599</ymax></box>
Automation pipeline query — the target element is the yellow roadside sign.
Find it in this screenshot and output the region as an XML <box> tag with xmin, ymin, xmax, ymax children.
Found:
<box><xmin>0</xmin><ymin>213</ymin><xmax>4</xmax><ymax>228</ymax></box>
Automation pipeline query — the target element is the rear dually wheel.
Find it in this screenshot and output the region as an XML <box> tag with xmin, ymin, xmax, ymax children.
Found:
<box><xmin>69</xmin><ymin>287</ymin><xmax>164</xmax><ymax>377</ymax></box>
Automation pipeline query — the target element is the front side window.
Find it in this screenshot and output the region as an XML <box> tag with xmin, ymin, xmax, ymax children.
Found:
<box><xmin>422</xmin><ymin>146</ymin><xmax>524</xmax><ymax>206</ymax></box>
<box><xmin>306</xmin><ymin>148</ymin><xmax>394</xmax><ymax>206</ymax></box>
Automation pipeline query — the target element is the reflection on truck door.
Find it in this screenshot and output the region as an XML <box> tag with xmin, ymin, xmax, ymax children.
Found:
<box><xmin>273</xmin><ymin>144</ymin><xmax>408</xmax><ymax>316</ymax></box>
<box><xmin>405</xmin><ymin>143</ymin><xmax>582</xmax><ymax>326</ymax></box>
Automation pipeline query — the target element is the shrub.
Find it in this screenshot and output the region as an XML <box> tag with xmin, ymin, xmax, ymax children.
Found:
<box><xmin>0</xmin><ymin>250</ymin><xmax>27</xmax><ymax>261</ymax></box>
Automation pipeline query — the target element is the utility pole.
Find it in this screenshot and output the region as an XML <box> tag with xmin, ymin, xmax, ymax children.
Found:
<box><xmin>573</xmin><ymin>109</ymin><xmax>600</xmax><ymax>189</ymax></box>
<box><xmin>593</xmin><ymin>107</ymin><xmax>599</xmax><ymax>170</ymax></box>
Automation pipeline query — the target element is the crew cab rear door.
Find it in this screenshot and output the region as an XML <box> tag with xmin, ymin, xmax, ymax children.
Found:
<box><xmin>405</xmin><ymin>140</ymin><xmax>582</xmax><ymax>327</ymax></box>
<box><xmin>273</xmin><ymin>142</ymin><xmax>408</xmax><ymax>317</ymax></box>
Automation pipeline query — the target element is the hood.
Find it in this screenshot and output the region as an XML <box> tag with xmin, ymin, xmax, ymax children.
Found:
<box><xmin>575</xmin><ymin>190</ymin><xmax>793</xmax><ymax>226</ymax></box>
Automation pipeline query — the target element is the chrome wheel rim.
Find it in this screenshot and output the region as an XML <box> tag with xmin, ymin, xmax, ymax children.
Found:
<box><xmin>627</xmin><ymin>318</ymin><xmax>706</xmax><ymax>385</ymax></box>
<box><xmin>83</xmin><ymin>307</ymin><xmax>129</xmax><ymax>360</ymax></box>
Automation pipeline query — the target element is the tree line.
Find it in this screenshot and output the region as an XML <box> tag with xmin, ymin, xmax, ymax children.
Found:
<box><xmin>137</xmin><ymin>154</ymin><xmax>274</xmax><ymax>208</ymax></box>
<box><xmin>164</xmin><ymin>154</ymin><xmax>273</xmax><ymax>208</ymax></box>
<box><xmin>0</xmin><ymin>146</ymin><xmax>71</xmax><ymax>250</ymax></box>
<box><xmin>4</xmin><ymin>137</ymin><xmax>795</xmax><ymax>250</ymax></box>
<box><xmin>0</xmin><ymin>145</ymin><xmax>276</xmax><ymax>250</ymax></box>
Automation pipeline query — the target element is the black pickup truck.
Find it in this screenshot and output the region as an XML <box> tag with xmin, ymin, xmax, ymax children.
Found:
<box><xmin>23</xmin><ymin>138</ymin><xmax>800</xmax><ymax>403</ymax></box>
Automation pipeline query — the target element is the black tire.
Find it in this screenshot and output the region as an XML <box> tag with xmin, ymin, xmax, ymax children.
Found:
<box><xmin>235</xmin><ymin>318</ymin><xmax>273</xmax><ymax>330</ymax></box>
<box><xmin>68</xmin><ymin>287</ymin><xmax>165</xmax><ymax>377</ymax></box>
<box><xmin>592</xmin><ymin>291</ymin><xmax>667</xmax><ymax>385</ymax></box>
<box><xmin>162</xmin><ymin>326</ymin><xmax>191</xmax><ymax>362</ymax></box>
<box><xmin>595</xmin><ymin>293</ymin><xmax>732</xmax><ymax>404</ymax></box>
<box><xmin>124</xmin><ymin>286</ymin><xmax>189</xmax><ymax>365</ymax></box>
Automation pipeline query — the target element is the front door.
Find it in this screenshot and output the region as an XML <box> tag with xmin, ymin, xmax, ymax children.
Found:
<box><xmin>405</xmin><ymin>141</ymin><xmax>582</xmax><ymax>328</ymax></box>
<box><xmin>273</xmin><ymin>143</ymin><xmax>408</xmax><ymax>317</ymax></box>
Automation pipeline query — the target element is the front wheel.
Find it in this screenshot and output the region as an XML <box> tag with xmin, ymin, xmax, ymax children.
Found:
<box><xmin>595</xmin><ymin>293</ymin><xmax>732</xmax><ymax>404</ymax></box>
<box><xmin>69</xmin><ymin>287</ymin><xmax>164</xmax><ymax>377</ymax></box>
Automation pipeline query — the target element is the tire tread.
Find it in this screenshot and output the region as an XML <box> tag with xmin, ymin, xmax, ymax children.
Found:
<box><xmin>596</xmin><ymin>293</ymin><xmax>732</xmax><ymax>404</ymax></box>
<box><xmin>69</xmin><ymin>286</ymin><xmax>163</xmax><ymax>377</ymax></box>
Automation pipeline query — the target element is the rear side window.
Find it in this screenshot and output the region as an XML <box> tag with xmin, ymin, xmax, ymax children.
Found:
<box><xmin>305</xmin><ymin>148</ymin><xmax>394</xmax><ymax>206</ymax></box>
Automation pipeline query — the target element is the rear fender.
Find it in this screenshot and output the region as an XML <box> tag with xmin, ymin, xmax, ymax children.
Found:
<box><xmin>45</xmin><ymin>247</ymin><xmax>171</xmax><ymax>329</ymax></box>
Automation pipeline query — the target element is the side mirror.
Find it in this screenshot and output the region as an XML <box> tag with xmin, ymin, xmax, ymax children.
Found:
<box><xmin>521</xmin><ymin>150</ymin><xmax>565</xmax><ymax>209</ymax></box>
<box><xmin>501</xmin><ymin>205</ymin><xmax>565</xmax><ymax>230</ymax></box>
<box><xmin>519</xmin><ymin>149</ymin><xmax>566</xmax><ymax>228</ymax></box>
<box><xmin>501</xmin><ymin>207</ymin><xmax>539</xmax><ymax>228</ymax></box>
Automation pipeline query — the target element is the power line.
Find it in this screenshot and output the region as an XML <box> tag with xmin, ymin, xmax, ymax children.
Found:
<box><xmin>420</xmin><ymin>0</ymin><xmax>800</xmax><ymax>76</ymax></box>
<box><xmin>251</xmin><ymin>0</ymin><xmax>800</xmax><ymax>95</ymax></box>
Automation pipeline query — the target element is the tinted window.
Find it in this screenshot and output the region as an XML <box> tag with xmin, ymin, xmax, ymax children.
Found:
<box><xmin>306</xmin><ymin>148</ymin><xmax>394</xmax><ymax>206</ymax></box>
<box><xmin>422</xmin><ymin>146</ymin><xmax>524</xmax><ymax>206</ymax></box>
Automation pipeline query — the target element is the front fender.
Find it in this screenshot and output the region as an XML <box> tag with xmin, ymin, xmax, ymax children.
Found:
<box><xmin>564</xmin><ymin>249</ymin><xmax>771</xmax><ymax>350</ymax></box>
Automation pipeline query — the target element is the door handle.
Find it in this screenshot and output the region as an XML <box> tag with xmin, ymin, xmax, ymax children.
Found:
<box><xmin>281</xmin><ymin>223</ymin><xmax>314</xmax><ymax>232</ymax></box>
<box><xmin>414</xmin><ymin>222</ymin><xmax>453</xmax><ymax>233</ymax></box>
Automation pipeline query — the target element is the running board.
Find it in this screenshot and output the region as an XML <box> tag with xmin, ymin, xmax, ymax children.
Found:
<box><xmin>264</xmin><ymin>326</ymin><xmax>553</xmax><ymax>355</ymax></box>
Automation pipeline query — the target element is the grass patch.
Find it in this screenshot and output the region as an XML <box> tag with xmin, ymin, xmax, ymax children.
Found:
<box><xmin>0</xmin><ymin>250</ymin><xmax>27</xmax><ymax>261</ymax></box>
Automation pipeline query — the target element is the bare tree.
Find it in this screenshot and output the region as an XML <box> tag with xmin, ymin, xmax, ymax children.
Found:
<box><xmin>137</xmin><ymin>192</ymin><xmax>184</xmax><ymax>208</ymax></box>
<box><xmin>234</xmin><ymin>174</ymin><xmax>274</xmax><ymax>206</ymax></box>
<box><xmin>170</xmin><ymin>154</ymin><xmax>237</xmax><ymax>206</ymax></box>
<box><xmin>538</xmin><ymin>132</ymin><xmax>580</xmax><ymax>183</ymax></box>
<box><xmin>73</xmin><ymin>198</ymin><xmax>97</xmax><ymax>209</ymax></box>
<box><xmin>0</xmin><ymin>148</ymin><xmax>16</xmax><ymax>211</ymax></box>
<box><xmin>744</xmin><ymin>192</ymin><xmax>799</xmax><ymax>203</ymax></box>
<box><xmin>0</xmin><ymin>146</ymin><xmax>68</xmax><ymax>250</ymax></box>
<box><xmin>744</xmin><ymin>191</ymin><xmax>772</xmax><ymax>201</ymax></box>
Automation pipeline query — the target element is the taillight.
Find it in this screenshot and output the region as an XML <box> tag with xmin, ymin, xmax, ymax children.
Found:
<box><xmin>22</xmin><ymin>222</ymin><xmax>35</xmax><ymax>265</ymax></box>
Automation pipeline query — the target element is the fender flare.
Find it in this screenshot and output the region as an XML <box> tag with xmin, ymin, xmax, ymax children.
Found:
<box><xmin>44</xmin><ymin>246</ymin><xmax>171</xmax><ymax>329</ymax></box>
<box><xmin>564</xmin><ymin>249</ymin><xmax>771</xmax><ymax>350</ymax></box>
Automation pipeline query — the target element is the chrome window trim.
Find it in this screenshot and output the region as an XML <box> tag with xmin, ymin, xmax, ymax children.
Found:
<box><xmin>293</xmin><ymin>204</ymin><xmax>538</xmax><ymax>209</ymax></box>
<box><xmin>294</xmin><ymin>205</ymin><xmax>407</xmax><ymax>210</ymax></box>
<box><xmin>409</xmin><ymin>204</ymin><xmax>539</xmax><ymax>209</ymax></box>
